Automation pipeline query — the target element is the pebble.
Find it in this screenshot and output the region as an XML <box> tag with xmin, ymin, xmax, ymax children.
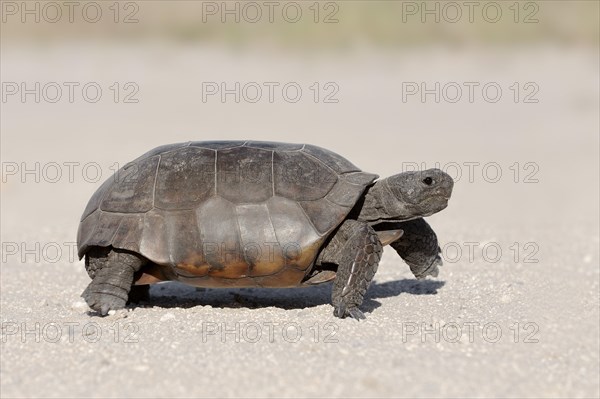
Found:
<box><xmin>160</xmin><ymin>313</ymin><xmax>176</xmax><ymax>322</ymax></box>
<box><xmin>71</xmin><ymin>300</ymin><xmax>88</xmax><ymax>311</ymax></box>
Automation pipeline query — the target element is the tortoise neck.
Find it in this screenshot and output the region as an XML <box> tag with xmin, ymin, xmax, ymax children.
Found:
<box><xmin>356</xmin><ymin>179</ymin><xmax>413</xmax><ymax>224</ymax></box>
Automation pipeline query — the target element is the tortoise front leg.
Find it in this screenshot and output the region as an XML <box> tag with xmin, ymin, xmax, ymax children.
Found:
<box><xmin>82</xmin><ymin>247</ymin><xmax>147</xmax><ymax>315</ymax></box>
<box><xmin>389</xmin><ymin>218</ymin><xmax>443</xmax><ymax>279</ymax></box>
<box><xmin>321</xmin><ymin>220</ymin><xmax>383</xmax><ymax>320</ymax></box>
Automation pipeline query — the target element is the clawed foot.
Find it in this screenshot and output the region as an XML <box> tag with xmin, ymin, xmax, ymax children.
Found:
<box><xmin>82</xmin><ymin>285</ymin><xmax>127</xmax><ymax>316</ymax></box>
<box><xmin>334</xmin><ymin>302</ymin><xmax>366</xmax><ymax>320</ymax></box>
<box><xmin>415</xmin><ymin>256</ymin><xmax>443</xmax><ymax>279</ymax></box>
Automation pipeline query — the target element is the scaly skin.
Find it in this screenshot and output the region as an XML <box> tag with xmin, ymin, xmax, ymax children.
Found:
<box><xmin>387</xmin><ymin>218</ymin><xmax>443</xmax><ymax>279</ymax></box>
<box><xmin>82</xmin><ymin>248</ymin><xmax>146</xmax><ymax>315</ymax></box>
<box><xmin>321</xmin><ymin>220</ymin><xmax>383</xmax><ymax>320</ymax></box>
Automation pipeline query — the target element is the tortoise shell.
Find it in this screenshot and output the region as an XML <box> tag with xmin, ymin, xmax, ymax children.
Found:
<box><xmin>77</xmin><ymin>141</ymin><xmax>378</xmax><ymax>288</ymax></box>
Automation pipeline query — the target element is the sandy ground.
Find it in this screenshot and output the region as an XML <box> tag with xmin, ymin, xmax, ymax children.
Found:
<box><xmin>1</xmin><ymin>43</ymin><xmax>599</xmax><ymax>398</ymax></box>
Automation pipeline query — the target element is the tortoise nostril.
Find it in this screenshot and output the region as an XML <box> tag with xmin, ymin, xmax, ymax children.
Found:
<box><xmin>422</xmin><ymin>177</ymin><xmax>433</xmax><ymax>185</ymax></box>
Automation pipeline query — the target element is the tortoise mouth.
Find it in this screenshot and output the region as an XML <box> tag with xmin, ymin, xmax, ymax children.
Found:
<box><xmin>425</xmin><ymin>193</ymin><xmax>450</xmax><ymax>203</ymax></box>
<box><xmin>435</xmin><ymin>191</ymin><xmax>452</xmax><ymax>202</ymax></box>
<box><xmin>420</xmin><ymin>194</ymin><xmax>449</xmax><ymax>215</ymax></box>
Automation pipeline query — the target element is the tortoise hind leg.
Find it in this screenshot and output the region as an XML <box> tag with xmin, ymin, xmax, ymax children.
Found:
<box><xmin>82</xmin><ymin>247</ymin><xmax>147</xmax><ymax>315</ymax></box>
<box><xmin>320</xmin><ymin>220</ymin><xmax>383</xmax><ymax>320</ymax></box>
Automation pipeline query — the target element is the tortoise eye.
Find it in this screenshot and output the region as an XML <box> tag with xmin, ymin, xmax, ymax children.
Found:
<box><xmin>422</xmin><ymin>177</ymin><xmax>433</xmax><ymax>185</ymax></box>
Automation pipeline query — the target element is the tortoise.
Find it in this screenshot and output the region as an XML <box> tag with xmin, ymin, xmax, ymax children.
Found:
<box><xmin>77</xmin><ymin>141</ymin><xmax>453</xmax><ymax>319</ymax></box>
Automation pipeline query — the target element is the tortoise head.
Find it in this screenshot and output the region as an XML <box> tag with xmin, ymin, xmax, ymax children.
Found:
<box><xmin>385</xmin><ymin>169</ymin><xmax>454</xmax><ymax>218</ymax></box>
<box><xmin>357</xmin><ymin>168</ymin><xmax>454</xmax><ymax>223</ymax></box>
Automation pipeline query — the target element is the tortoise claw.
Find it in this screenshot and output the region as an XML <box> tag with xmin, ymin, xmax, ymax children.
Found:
<box><xmin>429</xmin><ymin>256</ymin><xmax>443</xmax><ymax>277</ymax></box>
<box><xmin>82</xmin><ymin>286</ymin><xmax>127</xmax><ymax>316</ymax></box>
<box><xmin>347</xmin><ymin>307</ymin><xmax>366</xmax><ymax>320</ymax></box>
<box><xmin>333</xmin><ymin>302</ymin><xmax>346</xmax><ymax>318</ymax></box>
<box><xmin>333</xmin><ymin>303</ymin><xmax>366</xmax><ymax>320</ymax></box>
<box><xmin>100</xmin><ymin>304</ymin><xmax>111</xmax><ymax>316</ymax></box>
<box><xmin>415</xmin><ymin>255</ymin><xmax>443</xmax><ymax>279</ymax></box>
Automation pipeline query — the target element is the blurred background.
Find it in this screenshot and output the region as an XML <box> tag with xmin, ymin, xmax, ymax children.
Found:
<box><xmin>2</xmin><ymin>1</ymin><xmax>598</xmax><ymax>45</ymax></box>
<box><xmin>1</xmin><ymin>1</ymin><xmax>598</xmax><ymax>233</ymax></box>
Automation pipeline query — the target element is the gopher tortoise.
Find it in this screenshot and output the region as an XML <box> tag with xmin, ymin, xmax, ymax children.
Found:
<box><xmin>77</xmin><ymin>141</ymin><xmax>453</xmax><ymax>319</ymax></box>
